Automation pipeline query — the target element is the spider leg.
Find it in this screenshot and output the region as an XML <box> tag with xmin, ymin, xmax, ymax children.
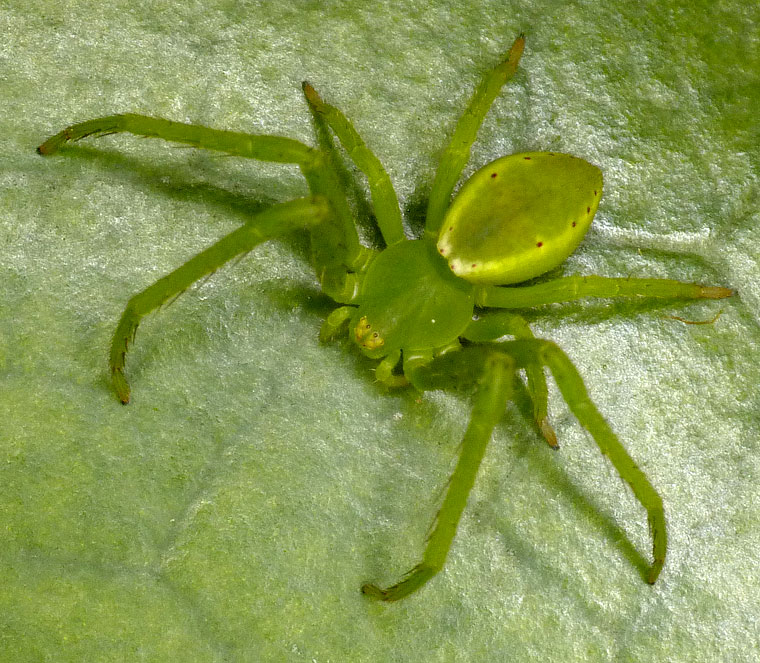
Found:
<box><xmin>425</xmin><ymin>34</ymin><xmax>525</xmax><ymax>236</ymax></box>
<box><xmin>503</xmin><ymin>338</ymin><xmax>666</xmax><ymax>583</ymax></box>
<box><xmin>109</xmin><ymin>196</ymin><xmax>329</xmax><ymax>404</ymax></box>
<box><xmin>362</xmin><ymin>347</ymin><xmax>512</xmax><ymax>601</ymax></box>
<box><xmin>38</xmin><ymin>114</ymin><xmax>312</xmax><ymax>162</ymax></box>
<box><xmin>37</xmin><ymin>113</ymin><xmax>373</xmax><ymax>298</ymax></box>
<box><xmin>463</xmin><ymin>312</ymin><xmax>557</xmax><ymax>448</ymax></box>
<box><xmin>302</xmin><ymin>82</ymin><xmax>405</xmax><ymax>247</ymax></box>
<box><xmin>475</xmin><ymin>274</ymin><xmax>733</xmax><ymax>308</ymax></box>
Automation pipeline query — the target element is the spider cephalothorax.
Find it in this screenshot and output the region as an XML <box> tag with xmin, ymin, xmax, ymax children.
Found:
<box><xmin>38</xmin><ymin>35</ymin><xmax>732</xmax><ymax>601</ymax></box>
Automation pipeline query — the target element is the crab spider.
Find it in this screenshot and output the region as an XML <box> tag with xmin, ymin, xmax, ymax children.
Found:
<box><xmin>38</xmin><ymin>35</ymin><xmax>732</xmax><ymax>601</ymax></box>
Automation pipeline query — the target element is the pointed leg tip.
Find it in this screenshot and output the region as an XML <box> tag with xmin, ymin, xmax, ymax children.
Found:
<box><xmin>512</xmin><ymin>34</ymin><xmax>526</xmax><ymax>57</ymax></box>
<box><xmin>701</xmin><ymin>286</ymin><xmax>734</xmax><ymax>299</ymax></box>
<box><xmin>538</xmin><ymin>418</ymin><xmax>559</xmax><ymax>449</ymax></box>
<box><xmin>37</xmin><ymin>140</ymin><xmax>57</xmax><ymax>155</ymax></box>
<box><xmin>646</xmin><ymin>559</ymin><xmax>664</xmax><ymax>584</ymax></box>
<box><xmin>361</xmin><ymin>565</ymin><xmax>436</xmax><ymax>602</ymax></box>
<box><xmin>301</xmin><ymin>81</ymin><xmax>321</xmax><ymax>106</ymax></box>
<box><xmin>111</xmin><ymin>370</ymin><xmax>132</xmax><ymax>404</ymax></box>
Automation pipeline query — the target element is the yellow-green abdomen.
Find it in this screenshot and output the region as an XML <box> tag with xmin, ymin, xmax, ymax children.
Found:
<box><xmin>437</xmin><ymin>152</ymin><xmax>603</xmax><ymax>285</ymax></box>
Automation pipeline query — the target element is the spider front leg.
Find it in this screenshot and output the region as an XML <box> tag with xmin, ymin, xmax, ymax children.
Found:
<box><xmin>37</xmin><ymin>113</ymin><xmax>311</xmax><ymax>162</ymax></box>
<box><xmin>302</xmin><ymin>82</ymin><xmax>405</xmax><ymax>247</ymax></box>
<box><xmin>425</xmin><ymin>34</ymin><xmax>525</xmax><ymax>236</ymax></box>
<box><xmin>504</xmin><ymin>339</ymin><xmax>666</xmax><ymax>583</ymax></box>
<box><xmin>362</xmin><ymin>349</ymin><xmax>513</xmax><ymax>601</ymax></box>
<box><xmin>110</xmin><ymin>197</ymin><xmax>329</xmax><ymax>403</ymax></box>
<box><xmin>38</xmin><ymin>112</ymin><xmax>371</xmax><ymax>296</ymax></box>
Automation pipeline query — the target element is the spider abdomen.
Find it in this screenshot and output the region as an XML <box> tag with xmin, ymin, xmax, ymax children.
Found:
<box><xmin>437</xmin><ymin>152</ymin><xmax>603</xmax><ymax>285</ymax></box>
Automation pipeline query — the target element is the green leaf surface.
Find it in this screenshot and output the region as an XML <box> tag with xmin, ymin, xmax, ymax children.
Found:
<box><xmin>2</xmin><ymin>1</ymin><xmax>759</xmax><ymax>661</ymax></box>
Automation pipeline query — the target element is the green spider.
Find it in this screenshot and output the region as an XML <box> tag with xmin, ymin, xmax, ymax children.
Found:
<box><xmin>39</xmin><ymin>35</ymin><xmax>732</xmax><ymax>601</ymax></box>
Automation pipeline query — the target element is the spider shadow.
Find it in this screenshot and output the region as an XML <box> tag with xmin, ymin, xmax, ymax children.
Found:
<box><xmin>471</xmin><ymin>430</ymin><xmax>656</xmax><ymax>610</ymax></box>
<box><xmin>45</xmin><ymin>142</ymin><xmax>317</xmax><ymax>264</ymax></box>
<box><xmin>521</xmin><ymin>289</ymin><xmax>724</xmax><ymax>328</ymax></box>
<box><xmin>485</xmin><ymin>384</ymin><xmax>654</xmax><ymax>585</ymax></box>
<box><xmin>482</xmin><ymin>378</ymin><xmax>654</xmax><ymax>586</ymax></box>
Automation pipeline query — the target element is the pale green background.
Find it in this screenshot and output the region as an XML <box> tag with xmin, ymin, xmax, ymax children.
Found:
<box><xmin>2</xmin><ymin>1</ymin><xmax>759</xmax><ymax>661</ymax></box>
